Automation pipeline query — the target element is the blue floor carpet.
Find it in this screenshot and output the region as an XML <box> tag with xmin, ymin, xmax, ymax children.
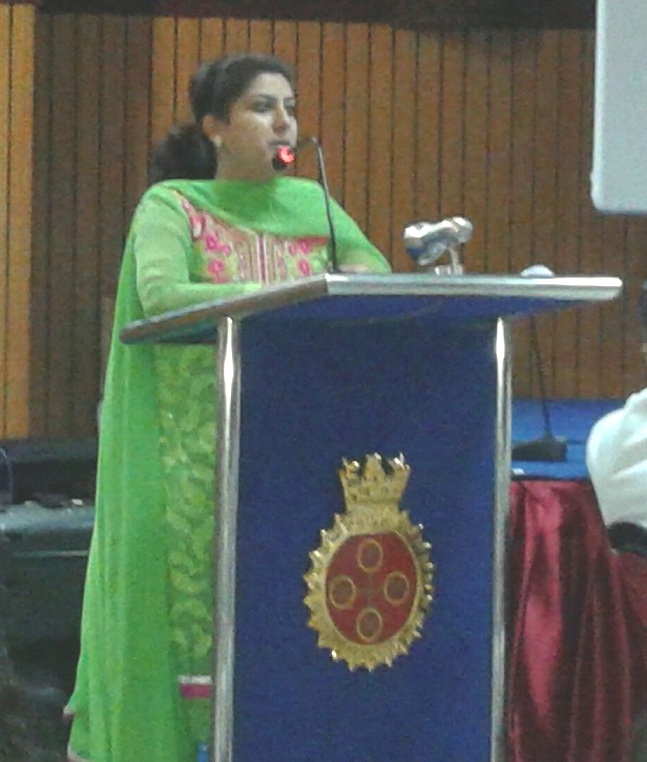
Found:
<box><xmin>512</xmin><ymin>398</ymin><xmax>623</xmax><ymax>480</ymax></box>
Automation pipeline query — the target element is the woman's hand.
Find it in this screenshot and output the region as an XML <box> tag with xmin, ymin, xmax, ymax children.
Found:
<box><xmin>337</xmin><ymin>264</ymin><xmax>371</xmax><ymax>274</ymax></box>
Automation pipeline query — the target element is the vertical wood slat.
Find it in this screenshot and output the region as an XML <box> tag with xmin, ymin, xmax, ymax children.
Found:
<box><xmin>223</xmin><ymin>17</ymin><xmax>250</xmax><ymax>54</ymax></box>
<box><xmin>248</xmin><ymin>18</ymin><xmax>271</xmax><ymax>54</ymax></box>
<box><xmin>72</xmin><ymin>15</ymin><xmax>101</xmax><ymax>434</ymax></box>
<box><xmin>414</xmin><ymin>32</ymin><xmax>442</xmax><ymax>223</ymax></box>
<box><xmin>151</xmin><ymin>17</ymin><xmax>176</xmax><ymax>147</ymax></box>
<box><xmin>0</xmin><ymin>5</ymin><xmax>36</xmax><ymax>438</ymax></box>
<box><xmin>439</xmin><ymin>32</ymin><xmax>466</xmax><ymax>220</ymax></box>
<box><xmin>175</xmin><ymin>18</ymin><xmax>200</xmax><ymax>121</ymax></box>
<box><xmin>271</xmin><ymin>20</ymin><xmax>297</xmax><ymax>68</ymax></box>
<box><xmin>47</xmin><ymin>15</ymin><xmax>76</xmax><ymax>436</ymax></box>
<box><xmin>390</xmin><ymin>30</ymin><xmax>417</xmax><ymax>273</ymax></box>
<box><xmin>6</xmin><ymin>6</ymin><xmax>35</xmax><ymax>437</ymax></box>
<box><xmin>366</xmin><ymin>25</ymin><xmax>393</xmax><ymax>257</ymax></box>
<box><xmin>320</xmin><ymin>23</ymin><xmax>345</xmax><ymax>202</ymax></box>
<box><xmin>343</xmin><ymin>24</ymin><xmax>370</xmax><ymax>232</ymax></box>
<box><xmin>485</xmin><ymin>32</ymin><xmax>512</xmax><ymax>277</ymax></box>
<box><xmin>125</xmin><ymin>17</ymin><xmax>153</xmax><ymax>218</ymax></box>
<box><xmin>0</xmin><ymin>5</ymin><xmax>10</xmax><ymax>436</ymax></box>
<box><xmin>99</xmin><ymin>16</ymin><xmax>127</xmax><ymax>320</ymax></box>
<box><xmin>463</xmin><ymin>33</ymin><xmax>490</xmax><ymax>275</ymax></box>
<box><xmin>508</xmin><ymin>32</ymin><xmax>538</xmax><ymax>395</ymax></box>
<box><xmin>553</xmin><ymin>30</ymin><xmax>585</xmax><ymax>399</ymax></box>
<box><xmin>599</xmin><ymin>210</ymin><xmax>629</xmax><ymax>398</ymax></box>
<box><xmin>199</xmin><ymin>17</ymin><xmax>224</xmax><ymax>62</ymax></box>
<box><xmin>29</xmin><ymin>12</ymin><xmax>51</xmax><ymax>437</ymax></box>
<box><xmin>577</xmin><ymin>30</ymin><xmax>606</xmax><ymax>399</ymax></box>
<box><xmin>531</xmin><ymin>31</ymin><xmax>560</xmax><ymax>399</ymax></box>
<box><xmin>295</xmin><ymin>22</ymin><xmax>321</xmax><ymax>181</ymax></box>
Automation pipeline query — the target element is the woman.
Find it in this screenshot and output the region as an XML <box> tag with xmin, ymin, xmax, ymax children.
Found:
<box><xmin>65</xmin><ymin>53</ymin><xmax>390</xmax><ymax>762</ymax></box>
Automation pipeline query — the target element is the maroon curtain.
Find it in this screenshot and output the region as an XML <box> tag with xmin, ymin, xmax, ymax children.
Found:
<box><xmin>508</xmin><ymin>480</ymin><xmax>647</xmax><ymax>761</ymax></box>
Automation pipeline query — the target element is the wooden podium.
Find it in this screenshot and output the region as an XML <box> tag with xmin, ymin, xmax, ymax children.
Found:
<box><xmin>122</xmin><ymin>273</ymin><xmax>621</xmax><ymax>762</ymax></box>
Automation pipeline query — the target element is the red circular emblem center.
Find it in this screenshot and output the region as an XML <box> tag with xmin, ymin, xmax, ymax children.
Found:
<box><xmin>325</xmin><ymin>533</ymin><xmax>418</xmax><ymax>645</ymax></box>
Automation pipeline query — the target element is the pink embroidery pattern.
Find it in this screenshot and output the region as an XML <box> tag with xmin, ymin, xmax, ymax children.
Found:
<box><xmin>203</xmin><ymin>233</ymin><xmax>232</xmax><ymax>255</ymax></box>
<box><xmin>180</xmin><ymin>198</ymin><xmax>206</xmax><ymax>240</ymax></box>
<box><xmin>175</xmin><ymin>193</ymin><xmax>330</xmax><ymax>286</ymax></box>
<box><xmin>288</xmin><ymin>236</ymin><xmax>328</xmax><ymax>255</ymax></box>
<box><xmin>298</xmin><ymin>259</ymin><xmax>312</xmax><ymax>276</ymax></box>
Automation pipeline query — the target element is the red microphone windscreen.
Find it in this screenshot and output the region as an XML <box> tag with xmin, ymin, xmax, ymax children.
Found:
<box><xmin>272</xmin><ymin>145</ymin><xmax>296</xmax><ymax>171</ymax></box>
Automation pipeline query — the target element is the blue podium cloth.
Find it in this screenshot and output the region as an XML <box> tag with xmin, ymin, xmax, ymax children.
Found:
<box><xmin>511</xmin><ymin>399</ymin><xmax>622</xmax><ymax>480</ymax></box>
<box><xmin>234</xmin><ymin>319</ymin><xmax>497</xmax><ymax>761</ymax></box>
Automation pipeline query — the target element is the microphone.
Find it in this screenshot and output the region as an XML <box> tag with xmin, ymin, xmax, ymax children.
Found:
<box><xmin>403</xmin><ymin>216</ymin><xmax>473</xmax><ymax>267</ymax></box>
<box><xmin>271</xmin><ymin>138</ymin><xmax>339</xmax><ymax>273</ymax></box>
<box><xmin>271</xmin><ymin>144</ymin><xmax>297</xmax><ymax>171</ymax></box>
<box><xmin>512</xmin><ymin>265</ymin><xmax>567</xmax><ymax>463</ymax></box>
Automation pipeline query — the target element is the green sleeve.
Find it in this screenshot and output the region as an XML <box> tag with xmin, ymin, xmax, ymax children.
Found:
<box><xmin>330</xmin><ymin>199</ymin><xmax>392</xmax><ymax>273</ymax></box>
<box><xmin>132</xmin><ymin>188</ymin><xmax>262</xmax><ymax>317</ymax></box>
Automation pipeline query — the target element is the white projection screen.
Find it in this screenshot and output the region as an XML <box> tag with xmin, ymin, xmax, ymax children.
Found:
<box><xmin>592</xmin><ymin>0</ymin><xmax>647</xmax><ymax>214</ymax></box>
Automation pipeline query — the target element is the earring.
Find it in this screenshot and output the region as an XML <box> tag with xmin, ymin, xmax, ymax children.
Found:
<box><xmin>212</xmin><ymin>135</ymin><xmax>222</xmax><ymax>149</ymax></box>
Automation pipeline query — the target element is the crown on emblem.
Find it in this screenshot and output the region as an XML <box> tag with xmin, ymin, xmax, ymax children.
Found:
<box><xmin>339</xmin><ymin>453</ymin><xmax>410</xmax><ymax>506</ymax></box>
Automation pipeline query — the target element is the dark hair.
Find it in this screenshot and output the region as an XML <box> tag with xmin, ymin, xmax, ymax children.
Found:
<box><xmin>149</xmin><ymin>53</ymin><xmax>294</xmax><ymax>185</ymax></box>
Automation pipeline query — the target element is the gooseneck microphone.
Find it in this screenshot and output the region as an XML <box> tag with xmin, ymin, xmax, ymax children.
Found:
<box><xmin>512</xmin><ymin>266</ymin><xmax>568</xmax><ymax>463</ymax></box>
<box><xmin>272</xmin><ymin>137</ymin><xmax>339</xmax><ymax>273</ymax></box>
<box><xmin>511</xmin><ymin>319</ymin><xmax>568</xmax><ymax>462</ymax></box>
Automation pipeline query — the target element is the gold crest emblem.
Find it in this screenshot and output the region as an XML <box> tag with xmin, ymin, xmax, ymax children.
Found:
<box><xmin>304</xmin><ymin>454</ymin><xmax>434</xmax><ymax>671</ymax></box>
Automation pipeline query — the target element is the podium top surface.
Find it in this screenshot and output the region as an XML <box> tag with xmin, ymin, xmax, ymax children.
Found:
<box><xmin>120</xmin><ymin>273</ymin><xmax>622</xmax><ymax>344</ymax></box>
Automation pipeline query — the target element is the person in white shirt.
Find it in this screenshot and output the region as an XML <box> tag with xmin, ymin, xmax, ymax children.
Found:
<box><xmin>585</xmin><ymin>286</ymin><xmax>647</xmax><ymax>759</ymax></box>
<box><xmin>587</xmin><ymin>284</ymin><xmax>647</xmax><ymax>555</ymax></box>
<box><xmin>587</xmin><ymin>386</ymin><xmax>647</xmax><ymax>531</ymax></box>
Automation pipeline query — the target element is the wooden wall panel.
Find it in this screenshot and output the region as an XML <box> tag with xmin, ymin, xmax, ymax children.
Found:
<box><xmin>0</xmin><ymin>4</ymin><xmax>36</xmax><ymax>438</ymax></box>
<box><xmin>28</xmin><ymin>13</ymin><xmax>153</xmax><ymax>437</ymax></box>
<box><xmin>13</xmin><ymin>15</ymin><xmax>647</xmax><ymax>439</ymax></box>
